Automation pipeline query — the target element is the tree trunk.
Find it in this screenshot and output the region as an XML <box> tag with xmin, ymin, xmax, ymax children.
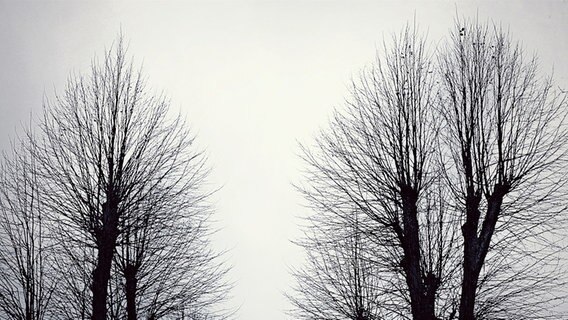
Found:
<box><xmin>423</xmin><ymin>271</ymin><xmax>440</xmax><ymax>320</ymax></box>
<box><xmin>400</xmin><ymin>187</ymin><xmax>439</xmax><ymax>320</ymax></box>
<box><xmin>458</xmin><ymin>252</ymin><xmax>480</xmax><ymax>320</ymax></box>
<box><xmin>125</xmin><ymin>264</ymin><xmax>138</xmax><ymax>320</ymax></box>
<box><xmin>458</xmin><ymin>191</ymin><xmax>481</xmax><ymax>320</ymax></box>
<box><xmin>91</xmin><ymin>238</ymin><xmax>114</xmax><ymax>320</ymax></box>
<box><xmin>459</xmin><ymin>185</ymin><xmax>507</xmax><ymax>320</ymax></box>
<box><xmin>91</xmin><ymin>200</ymin><xmax>119</xmax><ymax>320</ymax></box>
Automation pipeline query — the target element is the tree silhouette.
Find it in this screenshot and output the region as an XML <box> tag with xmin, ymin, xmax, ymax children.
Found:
<box><xmin>438</xmin><ymin>18</ymin><xmax>568</xmax><ymax>320</ymax></box>
<box><xmin>0</xmin><ymin>137</ymin><xmax>56</xmax><ymax>320</ymax></box>
<box><xmin>114</xmin><ymin>175</ymin><xmax>232</xmax><ymax>320</ymax></box>
<box><xmin>294</xmin><ymin>18</ymin><xmax>568</xmax><ymax>320</ymax></box>
<box><xmin>294</xmin><ymin>25</ymin><xmax>461</xmax><ymax>320</ymax></box>
<box><xmin>288</xmin><ymin>211</ymin><xmax>386</xmax><ymax>320</ymax></box>
<box><xmin>27</xmin><ymin>37</ymin><xmax>231</xmax><ymax>320</ymax></box>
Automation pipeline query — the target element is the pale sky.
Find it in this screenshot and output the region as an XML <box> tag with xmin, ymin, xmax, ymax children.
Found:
<box><xmin>1</xmin><ymin>1</ymin><xmax>567</xmax><ymax>319</ymax></box>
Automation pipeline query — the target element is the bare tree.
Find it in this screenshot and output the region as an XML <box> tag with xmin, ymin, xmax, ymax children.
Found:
<box><xmin>0</xmin><ymin>137</ymin><xmax>56</xmax><ymax>320</ymax></box>
<box><xmin>113</xmin><ymin>180</ymin><xmax>232</xmax><ymax>320</ymax></box>
<box><xmin>294</xmin><ymin>18</ymin><xmax>568</xmax><ymax>320</ymax></box>
<box><xmin>294</xmin><ymin>25</ymin><xmax>460</xmax><ymax>320</ymax></box>
<box><xmin>30</xmin><ymin>37</ymin><xmax>229</xmax><ymax>320</ymax></box>
<box><xmin>288</xmin><ymin>211</ymin><xmax>386</xmax><ymax>320</ymax></box>
<box><xmin>438</xmin><ymin>19</ymin><xmax>568</xmax><ymax>320</ymax></box>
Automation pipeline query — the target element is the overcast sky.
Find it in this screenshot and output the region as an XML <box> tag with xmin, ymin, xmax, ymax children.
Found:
<box><xmin>1</xmin><ymin>1</ymin><xmax>567</xmax><ymax>319</ymax></box>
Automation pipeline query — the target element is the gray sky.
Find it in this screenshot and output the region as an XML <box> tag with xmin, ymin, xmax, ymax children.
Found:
<box><xmin>1</xmin><ymin>1</ymin><xmax>567</xmax><ymax>319</ymax></box>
